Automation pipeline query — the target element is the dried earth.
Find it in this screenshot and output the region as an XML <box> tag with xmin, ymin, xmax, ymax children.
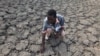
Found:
<box><xmin>0</xmin><ymin>0</ymin><xmax>100</xmax><ymax>56</ymax></box>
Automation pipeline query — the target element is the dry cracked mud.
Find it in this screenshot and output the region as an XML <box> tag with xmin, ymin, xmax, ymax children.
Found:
<box><xmin>0</xmin><ymin>0</ymin><xmax>100</xmax><ymax>56</ymax></box>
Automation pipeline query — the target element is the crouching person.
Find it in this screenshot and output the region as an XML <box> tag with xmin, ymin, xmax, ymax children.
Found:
<box><xmin>41</xmin><ymin>9</ymin><xmax>65</xmax><ymax>53</ymax></box>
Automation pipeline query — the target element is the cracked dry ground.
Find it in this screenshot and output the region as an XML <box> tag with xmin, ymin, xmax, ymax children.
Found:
<box><xmin>0</xmin><ymin>0</ymin><xmax>100</xmax><ymax>56</ymax></box>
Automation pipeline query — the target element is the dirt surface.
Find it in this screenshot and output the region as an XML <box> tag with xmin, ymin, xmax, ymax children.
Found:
<box><xmin>0</xmin><ymin>0</ymin><xmax>100</xmax><ymax>56</ymax></box>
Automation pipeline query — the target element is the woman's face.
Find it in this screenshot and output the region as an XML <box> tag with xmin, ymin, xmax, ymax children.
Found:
<box><xmin>47</xmin><ymin>16</ymin><xmax>56</xmax><ymax>24</ymax></box>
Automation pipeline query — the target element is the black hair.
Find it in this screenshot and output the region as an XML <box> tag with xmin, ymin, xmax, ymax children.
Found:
<box><xmin>47</xmin><ymin>9</ymin><xmax>56</xmax><ymax>18</ymax></box>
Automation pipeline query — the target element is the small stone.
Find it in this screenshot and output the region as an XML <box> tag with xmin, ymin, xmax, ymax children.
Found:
<box><xmin>83</xmin><ymin>39</ymin><xmax>89</xmax><ymax>46</ymax></box>
<box><xmin>19</xmin><ymin>51</ymin><xmax>31</xmax><ymax>56</ymax></box>
<box><xmin>16</xmin><ymin>40</ymin><xmax>28</xmax><ymax>50</ymax></box>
